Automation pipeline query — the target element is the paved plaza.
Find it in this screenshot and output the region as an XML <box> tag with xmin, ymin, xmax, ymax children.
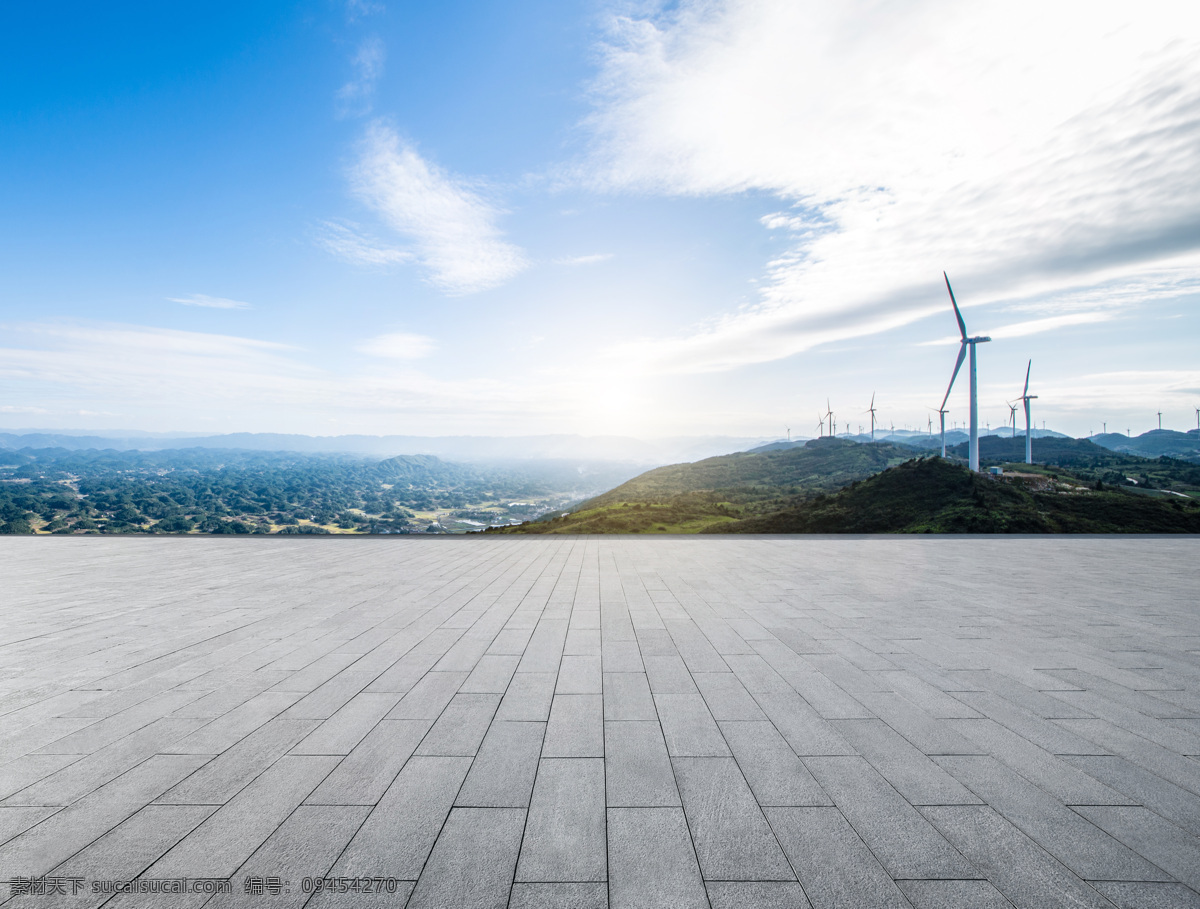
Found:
<box><xmin>0</xmin><ymin>536</ymin><xmax>1199</xmax><ymax>908</ymax></box>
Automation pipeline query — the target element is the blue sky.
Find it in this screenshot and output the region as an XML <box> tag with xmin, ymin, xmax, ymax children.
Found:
<box><xmin>2</xmin><ymin>1</ymin><xmax>1199</xmax><ymax>440</ymax></box>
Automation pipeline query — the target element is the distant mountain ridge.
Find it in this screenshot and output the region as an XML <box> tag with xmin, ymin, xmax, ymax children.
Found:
<box><xmin>0</xmin><ymin>431</ymin><xmax>769</xmax><ymax>465</ymax></box>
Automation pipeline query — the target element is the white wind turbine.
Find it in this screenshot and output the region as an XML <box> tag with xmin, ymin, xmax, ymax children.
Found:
<box><xmin>816</xmin><ymin>412</ymin><xmax>825</xmax><ymax>438</ymax></box>
<box><xmin>826</xmin><ymin>400</ymin><xmax>835</xmax><ymax>438</ymax></box>
<box><xmin>939</xmin><ymin>273</ymin><xmax>991</xmax><ymax>472</ymax></box>
<box><xmin>1007</xmin><ymin>402</ymin><xmax>1018</xmax><ymax>438</ymax></box>
<box><xmin>865</xmin><ymin>393</ymin><xmax>878</xmax><ymax>441</ymax></box>
<box><xmin>1016</xmin><ymin>360</ymin><xmax>1037</xmax><ymax>464</ymax></box>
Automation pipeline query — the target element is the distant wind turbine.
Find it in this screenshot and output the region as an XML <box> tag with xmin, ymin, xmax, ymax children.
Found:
<box><xmin>1157</xmin><ymin>411</ymin><xmax>1163</xmax><ymax>430</ymax></box>
<box><xmin>816</xmin><ymin>412</ymin><xmax>825</xmax><ymax>438</ymax></box>
<box><xmin>826</xmin><ymin>400</ymin><xmax>835</xmax><ymax>438</ymax></box>
<box><xmin>1016</xmin><ymin>360</ymin><xmax>1037</xmax><ymax>465</ymax></box>
<box><xmin>1007</xmin><ymin>402</ymin><xmax>1018</xmax><ymax>438</ymax></box>
<box><xmin>939</xmin><ymin>272</ymin><xmax>991</xmax><ymax>471</ymax></box>
<box><xmin>865</xmin><ymin>393</ymin><xmax>878</xmax><ymax>441</ymax></box>
<box><xmin>786</xmin><ymin>427</ymin><xmax>790</xmax><ymax>443</ymax></box>
<box><xmin>1195</xmin><ymin>406</ymin><xmax>1199</xmax><ymax>431</ymax></box>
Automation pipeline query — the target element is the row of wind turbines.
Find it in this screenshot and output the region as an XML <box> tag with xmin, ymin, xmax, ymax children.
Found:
<box><xmin>802</xmin><ymin>274</ymin><xmax>1038</xmax><ymax>474</ymax></box>
<box><xmin>939</xmin><ymin>272</ymin><xmax>1036</xmax><ymax>472</ymax></box>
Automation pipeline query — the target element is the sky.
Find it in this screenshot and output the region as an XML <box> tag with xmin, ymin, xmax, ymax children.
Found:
<box><xmin>2</xmin><ymin>0</ymin><xmax>1199</xmax><ymax>441</ymax></box>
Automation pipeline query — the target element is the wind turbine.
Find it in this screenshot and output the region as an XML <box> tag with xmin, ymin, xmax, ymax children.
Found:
<box><xmin>1195</xmin><ymin>406</ymin><xmax>1199</xmax><ymax>431</ymax></box>
<box><xmin>1016</xmin><ymin>360</ymin><xmax>1037</xmax><ymax>465</ymax></box>
<box><xmin>826</xmin><ymin>400</ymin><xmax>835</xmax><ymax>438</ymax></box>
<box><xmin>1007</xmin><ymin>402</ymin><xmax>1018</xmax><ymax>438</ymax></box>
<box><xmin>939</xmin><ymin>273</ymin><xmax>991</xmax><ymax>472</ymax></box>
<box><xmin>927</xmin><ymin>415</ymin><xmax>932</xmax><ymax>437</ymax></box>
<box><xmin>816</xmin><ymin>412</ymin><xmax>825</xmax><ymax>437</ymax></box>
<box><xmin>865</xmin><ymin>393</ymin><xmax>878</xmax><ymax>441</ymax></box>
<box><xmin>786</xmin><ymin>427</ymin><xmax>791</xmax><ymax>443</ymax></box>
<box><xmin>937</xmin><ymin>408</ymin><xmax>949</xmax><ymax>457</ymax></box>
<box><xmin>1157</xmin><ymin>411</ymin><xmax>1163</xmax><ymax>430</ymax></box>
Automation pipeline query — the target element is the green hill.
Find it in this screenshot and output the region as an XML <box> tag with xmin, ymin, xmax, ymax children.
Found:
<box><xmin>709</xmin><ymin>457</ymin><xmax>1200</xmax><ymax>534</ymax></box>
<box><xmin>1089</xmin><ymin>429</ymin><xmax>1200</xmax><ymax>462</ymax></box>
<box><xmin>491</xmin><ymin>438</ymin><xmax>914</xmax><ymax>534</ymax></box>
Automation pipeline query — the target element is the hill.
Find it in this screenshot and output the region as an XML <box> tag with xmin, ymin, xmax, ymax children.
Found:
<box><xmin>1089</xmin><ymin>429</ymin><xmax>1200</xmax><ymax>462</ymax></box>
<box><xmin>491</xmin><ymin>438</ymin><xmax>914</xmax><ymax>534</ymax></box>
<box><xmin>710</xmin><ymin>457</ymin><xmax>1200</xmax><ymax>534</ymax></box>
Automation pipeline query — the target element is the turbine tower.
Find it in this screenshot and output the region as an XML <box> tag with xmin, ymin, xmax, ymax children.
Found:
<box><xmin>1016</xmin><ymin>360</ymin><xmax>1037</xmax><ymax>464</ymax></box>
<box><xmin>816</xmin><ymin>412</ymin><xmax>825</xmax><ymax>438</ymax></box>
<box><xmin>1157</xmin><ymin>411</ymin><xmax>1163</xmax><ymax>430</ymax></box>
<box><xmin>939</xmin><ymin>273</ymin><xmax>991</xmax><ymax>471</ymax></box>
<box><xmin>1007</xmin><ymin>402</ymin><xmax>1018</xmax><ymax>438</ymax></box>
<box><xmin>826</xmin><ymin>400</ymin><xmax>835</xmax><ymax>438</ymax></box>
<box><xmin>937</xmin><ymin>408</ymin><xmax>949</xmax><ymax>457</ymax></box>
<box><xmin>865</xmin><ymin>393</ymin><xmax>878</xmax><ymax>441</ymax></box>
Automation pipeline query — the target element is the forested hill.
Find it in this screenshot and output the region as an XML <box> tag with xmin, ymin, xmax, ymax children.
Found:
<box><xmin>710</xmin><ymin>457</ymin><xmax>1200</xmax><ymax>534</ymax></box>
<box><xmin>0</xmin><ymin>447</ymin><xmax>634</xmax><ymax>535</ymax></box>
<box><xmin>582</xmin><ymin>438</ymin><xmax>913</xmax><ymax>507</ymax></box>
<box><xmin>491</xmin><ymin>438</ymin><xmax>915</xmax><ymax>534</ymax></box>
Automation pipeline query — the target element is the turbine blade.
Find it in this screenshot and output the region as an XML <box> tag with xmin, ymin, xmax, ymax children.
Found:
<box><xmin>944</xmin><ymin>272</ymin><xmax>967</xmax><ymax>340</ymax></box>
<box><xmin>940</xmin><ymin>343</ymin><xmax>967</xmax><ymax>411</ymax></box>
<box><xmin>1023</xmin><ymin>359</ymin><xmax>1031</xmax><ymax>397</ymax></box>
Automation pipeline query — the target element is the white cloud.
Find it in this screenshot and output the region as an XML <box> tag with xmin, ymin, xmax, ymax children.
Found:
<box><xmin>920</xmin><ymin>311</ymin><xmax>1117</xmax><ymax>346</ymax></box>
<box><xmin>584</xmin><ymin>0</ymin><xmax>1200</xmax><ymax>373</ymax></box>
<box><xmin>336</xmin><ymin>37</ymin><xmax>385</xmax><ymax>118</ymax></box>
<box><xmin>357</xmin><ymin>331</ymin><xmax>436</xmax><ymax>359</ymax></box>
<box><xmin>555</xmin><ymin>253</ymin><xmax>613</xmax><ymax>266</ymax></box>
<box><xmin>349</xmin><ymin>122</ymin><xmax>528</xmax><ymax>294</ymax></box>
<box><xmin>169</xmin><ymin>294</ymin><xmax>251</xmax><ymax>310</ymax></box>
<box><xmin>316</xmin><ymin>220</ymin><xmax>410</xmax><ymax>266</ymax></box>
<box><xmin>0</xmin><ymin>320</ymin><xmax>577</xmax><ymax>433</ymax></box>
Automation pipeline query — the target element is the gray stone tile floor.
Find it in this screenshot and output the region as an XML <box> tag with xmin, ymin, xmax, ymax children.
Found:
<box><xmin>0</xmin><ymin>536</ymin><xmax>1198</xmax><ymax>908</ymax></box>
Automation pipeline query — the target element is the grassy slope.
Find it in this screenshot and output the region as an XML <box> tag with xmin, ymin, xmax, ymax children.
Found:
<box><xmin>492</xmin><ymin>439</ymin><xmax>912</xmax><ymax>534</ymax></box>
<box><xmin>709</xmin><ymin>457</ymin><xmax>1200</xmax><ymax>534</ymax></box>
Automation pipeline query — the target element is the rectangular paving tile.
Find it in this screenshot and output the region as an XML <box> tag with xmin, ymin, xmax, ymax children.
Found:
<box><xmin>1073</xmin><ymin>806</ymin><xmax>1200</xmax><ymax>892</ymax></box>
<box><xmin>603</xmin><ymin>673</ymin><xmax>657</xmax><ymax>722</ymax></box>
<box><xmin>653</xmin><ymin>689</ymin><xmax>729</xmax><ymax>757</ymax></box>
<box><xmin>332</xmin><ymin>755</ymin><xmax>472</xmax><ymax>879</ymax></box>
<box><xmin>305</xmin><ymin>718</ymin><xmax>431</xmax><ymax>805</ymax></box>
<box><xmin>386</xmin><ymin>671</ymin><xmax>468</xmax><ymax>719</ymax></box>
<box><xmin>517</xmin><ymin>758</ymin><xmax>606</xmax><ymax>882</ymax></box>
<box><xmin>673</xmin><ymin>757</ymin><xmax>793</xmax><ymax>881</ymax></box>
<box><xmin>407</xmin><ymin>807</ymin><xmax>526</xmax><ymax>909</ymax></box>
<box><xmin>605</xmin><ymin>721</ymin><xmax>680</xmax><ymax>807</ymax></box>
<box><xmin>496</xmin><ymin>672</ymin><xmax>557</xmax><ymax>722</ymax></box>
<box><xmin>921</xmin><ymin>805</ymin><xmax>1117</xmax><ymax>909</ymax></box>
<box><xmin>804</xmin><ymin>756</ymin><xmax>979</xmax><ymax>880</ymax></box>
<box><xmin>510</xmin><ymin>883</ymin><xmax>608</xmax><ymax>909</ymax></box>
<box><xmin>542</xmin><ymin>694</ymin><xmax>604</xmax><ymax>758</ymax></box>
<box><xmin>415</xmin><ymin>692</ymin><xmax>501</xmax><ymax>756</ymax></box>
<box><xmin>608</xmin><ymin>807</ymin><xmax>708</xmax><ymax>909</ymax></box>
<box><xmin>830</xmin><ymin>719</ymin><xmax>980</xmax><ymax>806</ymax></box>
<box><xmin>456</xmin><ymin>721</ymin><xmax>545</xmax><ymax>808</ymax></box>
<box><xmin>720</xmin><ymin>721</ymin><xmax>830</xmax><ymax>807</ymax></box>
<box><xmin>936</xmin><ymin>756</ymin><xmax>1170</xmax><ymax>882</ymax></box>
<box><xmin>766</xmin><ymin>807</ymin><xmax>910</xmax><ymax>908</ymax></box>
<box><xmin>146</xmin><ymin>755</ymin><xmax>338</xmax><ymax>879</ymax></box>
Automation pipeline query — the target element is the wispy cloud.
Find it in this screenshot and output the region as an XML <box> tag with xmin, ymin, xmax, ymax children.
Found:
<box><xmin>336</xmin><ymin>36</ymin><xmax>385</xmax><ymax>118</ymax></box>
<box><xmin>169</xmin><ymin>294</ymin><xmax>251</xmax><ymax>310</ymax></box>
<box><xmin>345</xmin><ymin>0</ymin><xmax>384</xmax><ymax>23</ymax></box>
<box><xmin>919</xmin><ymin>311</ymin><xmax>1117</xmax><ymax>346</ymax></box>
<box><xmin>349</xmin><ymin>122</ymin><xmax>528</xmax><ymax>294</ymax></box>
<box><xmin>554</xmin><ymin>253</ymin><xmax>613</xmax><ymax>266</ymax></box>
<box><xmin>0</xmin><ymin>320</ymin><xmax>578</xmax><ymax>433</ymax></box>
<box><xmin>357</xmin><ymin>331</ymin><xmax>436</xmax><ymax>359</ymax></box>
<box><xmin>316</xmin><ymin>219</ymin><xmax>410</xmax><ymax>266</ymax></box>
<box><xmin>582</xmin><ymin>1</ymin><xmax>1200</xmax><ymax>373</ymax></box>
